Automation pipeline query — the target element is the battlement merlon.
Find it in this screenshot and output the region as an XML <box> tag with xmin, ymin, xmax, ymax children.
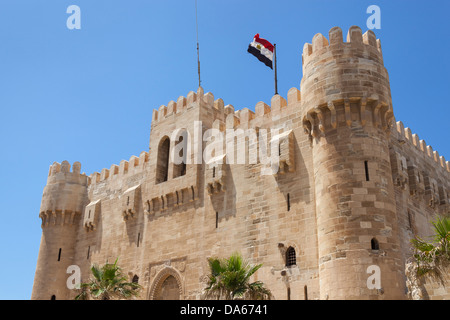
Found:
<box><xmin>40</xmin><ymin>161</ymin><xmax>89</xmax><ymax>227</ymax></box>
<box><xmin>395</xmin><ymin>120</ymin><xmax>450</xmax><ymax>174</ymax></box>
<box><xmin>151</xmin><ymin>87</ymin><xmax>214</xmax><ymax>124</ymax></box>
<box><xmin>302</xmin><ymin>26</ymin><xmax>383</xmax><ymax>69</ymax></box>
<box><xmin>151</xmin><ymin>86</ymin><xmax>302</xmax><ymax>133</ymax></box>
<box><xmin>300</xmin><ymin>26</ymin><xmax>393</xmax><ymax>139</ymax></box>
<box><xmin>88</xmin><ymin>151</ymin><xmax>150</xmax><ymax>186</ymax></box>
<box><xmin>46</xmin><ymin>160</ymin><xmax>88</xmax><ymax>185</ymax></box>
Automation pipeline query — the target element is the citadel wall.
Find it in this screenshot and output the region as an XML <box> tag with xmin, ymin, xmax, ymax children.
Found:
<box><xmin>70</xmin><ymin>85</ymin><xmax>319</xmax><ymax>300</ymax></box>
<box><xmin>31</xmin><ymin>26</ymin><xmax>449</xmax><ymax>300</ymax></box>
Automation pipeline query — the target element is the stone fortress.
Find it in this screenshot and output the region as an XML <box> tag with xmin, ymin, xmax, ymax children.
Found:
<box><xmin>32</xmin><ymin>26</ymin><xmax>449</xmax><ymax>300</ymax></box>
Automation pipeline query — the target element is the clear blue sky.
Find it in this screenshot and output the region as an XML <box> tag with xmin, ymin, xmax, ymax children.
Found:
<box><xmin>0</xmin><ymin>0</ymin><xmax>448</xmax><ymax>300</ymax></box>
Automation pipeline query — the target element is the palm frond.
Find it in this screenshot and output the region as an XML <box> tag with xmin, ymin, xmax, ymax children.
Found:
<box><xmin>73</xmin><ymin>258</ymin><xmax>141</xmax><ymax>300</ymax></box>
<box><xmin>203</xmin><ymin>252</ymin><xmax>271</xmax><ymax>300</ymax></box>
<box><xmin>431</xmin><ymin>216</ymin><xmax>450</xmax><ymax>243</ymax></box>
<box><xmin>409</xmin><ymin>215</ymin><xmax>450</xmax><ymax>284</ymax></box>
<box><xmin>90</xmin><ymin>264</ymin><xmax>103</xmax><ymax>282</ymax></box>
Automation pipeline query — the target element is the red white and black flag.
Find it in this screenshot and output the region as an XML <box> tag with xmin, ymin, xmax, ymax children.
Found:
<box><xmin>247</xmin><ymin>33</ymin><xmax>274</xmax><ymax>69</ymax></box>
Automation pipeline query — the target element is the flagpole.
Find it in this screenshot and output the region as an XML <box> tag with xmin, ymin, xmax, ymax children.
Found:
<box><xmin>274</xmin><ymin>43</ymin><xmax>278</xmax><ymax>95</ymax></box>
<box><xmin>195</xmin><ymin>0</ymin><xmax>201</xmax><ymax>88</ymax></box>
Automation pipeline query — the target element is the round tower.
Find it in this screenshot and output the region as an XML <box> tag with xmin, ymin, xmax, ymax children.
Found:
<box><xmin>32</xmin><ymin>161</ymin><xmax>88</xmax><ymax>300</ymax></box>
<box><xmin>301</xmin><ymin>26</ymin><xmax>404</xmax><ymax>299</ymax></box>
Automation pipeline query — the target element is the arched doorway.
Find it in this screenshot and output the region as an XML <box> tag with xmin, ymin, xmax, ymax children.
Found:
<box><xmin>148</xmin><ymin>267</ymin><xmax>183</xmax><ymax>300</ymax></box>
<box><xmin>154</xmin><ymin>275</ymin><xmax>180</xmax><ymax>300</ymax></box>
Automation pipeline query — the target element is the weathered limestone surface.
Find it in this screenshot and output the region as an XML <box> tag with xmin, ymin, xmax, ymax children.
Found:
<box><xmin>32</xmin><ymin>26</ymin><xmax>449</xmax><ymax>300</ymax></box>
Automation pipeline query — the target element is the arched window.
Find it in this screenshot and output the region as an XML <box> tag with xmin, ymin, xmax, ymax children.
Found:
<box><xmin>371</xmin><ymin>238</ymin><xmax>379</xmax><ymax>251</ymax></box>
<box><xmin>132</xmin><ymin>275</ymin><xmax>139</xmax><ymax>284</ymax></box>
<box><xmin>156</xmin><ymin>137</ymin><xmax>170</xmax><ymax>184</ymax></box>
<box><xmin>286</xmin><ymin>246</ymin><xmax>296</xmax><ymax>267</ymax></box>
<box><xmin>51</xmin><ymin>295</ymin><xmax>56</xmax><ymax>300</ymax></box>
<box><xmin>173</xmin><ymin>131</ymin><xmax>187</xmax><ymax>178</ymax></box>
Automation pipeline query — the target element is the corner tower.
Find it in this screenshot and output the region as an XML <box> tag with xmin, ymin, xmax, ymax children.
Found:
<box><xmin>301</xmin><ymin>26</ymin><xmax>404</xmax><ymax>299</ymax></box>
<box><xmin>32</xmin><ymin>161</ymin><xmax>88</xmax><ymax>300</ymax></box>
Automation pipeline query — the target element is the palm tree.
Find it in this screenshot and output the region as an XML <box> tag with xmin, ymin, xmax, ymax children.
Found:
<box><xmin>75</xmin><ymin>258</ymin><xmax>142</xmax><ymax>300</ymax></box>
<box><xmin>204</xmin><ymin>252</ymin><xmax>272</xmax><ymax>300</ymax></box>
<box><xmin>410</xmin><ymin>215</ymin><xmax>450</xmax><ymax>281</ymax></box>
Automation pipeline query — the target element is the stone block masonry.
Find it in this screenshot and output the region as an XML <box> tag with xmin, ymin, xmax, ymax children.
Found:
<box><xmin>32</xmin><ymin>26</ymin><xmax>449</xmax><ymax>300</ymax></box>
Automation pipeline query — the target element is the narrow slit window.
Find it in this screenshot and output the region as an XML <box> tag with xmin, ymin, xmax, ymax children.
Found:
<box><xmin>215</xmin><ymin>212</ymin><xmax>218</xmax><ymax>229</ymax></box>
<box><xmin>213</xmin><ymin>167</ymin><xmax>216</xmax><ymax>178</ymax></box>
<box><xmin>57</xmin><ymin>248</ymin><xmax>61</xmax><ymax>262</ymax></box>
<box><xmin>287</xmin><ymin>287</ymin><xmax>291</xmax><ymax>300</ymax></box>
<box><xmin>407</xmin><ymin>210</ymin><xmax>413</xmax><ymax>230</ymax></box>
<box><xmin>364</xmin><ymin>161</ymin><xmax>370</xmax><ymax>181</ymax></box>
<box><xmin>87</xmin><ymin>246</ymin><xmax>90</xmax><ymax>259</ymax></box>
<box><xmin>304</xmin><ymin>285</ymin><xmax>308</xmax><ymax>300</ymax></box>
<box><xmin>287</xmin><ymin>193</ymin><xmax>290</xmax><ymax>211</ymax></box>
<box><xmin>137</xmin><ymin>233</ymin><xmax>141</xmax><ymax>247</ymax></box>
<box><xmin>180</xmin><ymin>162</ymin><xmax>186</xmax><ymax>177</ymax></box>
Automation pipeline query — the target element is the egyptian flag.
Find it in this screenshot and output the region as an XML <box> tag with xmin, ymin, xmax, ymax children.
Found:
<box><xmin>247</xmin><ymin>34</ymin><xmax>274</xmax><ymax>69</ymax></box>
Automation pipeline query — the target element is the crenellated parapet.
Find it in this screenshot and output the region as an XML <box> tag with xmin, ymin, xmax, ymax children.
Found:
<box><xmin>301</xmin><ymin>26</ymin><xmax>393</xmax><ymax>139</ymax></box>
<box><xmin>223</xmin><ymin>90</ymin><xmax>301</xmax><ymax>131</ymax></box>
<box><xmin>33</xmin><ymin>24</ymin><xmax>450</xmax><ymax>301</ymax></box>
<box><xmin>302</xmin><ymin>25</ymin><xmax>383</xmax><ymax>70</ymax></box>
<box><xmin>151</xmin><ymin>86</ymin><xmax>302</xmax><ymax>134</ymax></box>
<box><xmin>39</xmin><ymin>161</ymin><xmax>88</xmax><ymax>227</ymax></box>
<box><xmin>34</xmin><ymin>160</ymin><xmax>89</xmax><ymax>300</ymax></box>
<box><xmin>82</xmin><ymin>152</ymin><xmax>149</xmax><ymax>227</ymax></box>
<box><xmin>87</xmin><ymin>151</ymin><xmax>149</xmax><ymax>186</ymax></box>
<box><xmin>394</xmin><ymin>120</ymin><xmax>449</xmax><ymax>173</ymax></box>
<box><xmin>302</xmin><ymin>26</ymin><xmax>407</xmax><ymax>299</ymax></box>
<box><xmin>392</xmin><ymin>120</ymin><xmax>449</xmax><ymax>212</ymax></box>
<box><xmin>151</xmin><ymin>87</ymin><xmax>221</xmax><ymax>124</ymax></box>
